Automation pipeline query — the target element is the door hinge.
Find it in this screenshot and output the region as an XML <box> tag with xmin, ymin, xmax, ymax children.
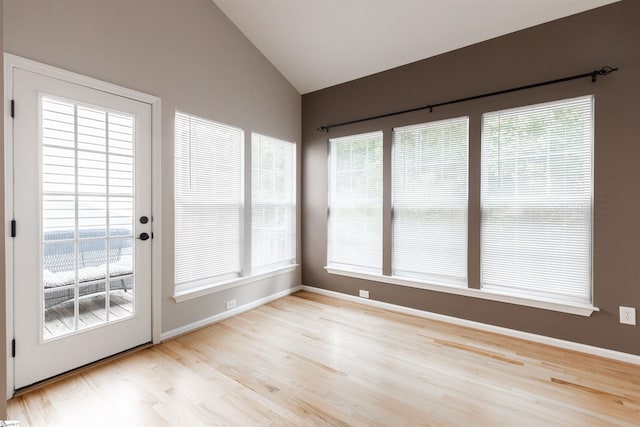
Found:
<box><xmin>11</xmin><ymin>339</ymin><xmax>15</xmax><ymax>358</ymax></box>
<box><xmin>10</xmin><ymin>220</ymin><xmax>16</xmax><ymax>238</ymax></box>
<box><xmin>10</xmin><ymin>99</ymin><xmax>14</xmax><ymax>118</ymax></box>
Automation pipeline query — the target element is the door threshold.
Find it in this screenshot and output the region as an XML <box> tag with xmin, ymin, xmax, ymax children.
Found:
<box><xmin>12</xmin><ymin>342</ymin><xmax>153</xmax><ymax>398</ymax></box>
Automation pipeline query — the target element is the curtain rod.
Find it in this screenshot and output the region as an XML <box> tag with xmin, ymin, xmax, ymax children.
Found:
<box><xmin>318</xmin><ymin>66</ymin><xmax>618</xmax><ymax>132</ymax></box>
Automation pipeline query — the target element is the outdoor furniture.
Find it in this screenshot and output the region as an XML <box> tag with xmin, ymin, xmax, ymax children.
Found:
<box><xmin>43</xmin><ymin>229</ymin><xmax>133</xmax><ymax>309</ymax></box>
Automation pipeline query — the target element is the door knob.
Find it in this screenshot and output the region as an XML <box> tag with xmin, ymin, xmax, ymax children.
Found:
<box><xmin>137</xmin><ymin>232</ymin><xmax>150</xmax><ymax>241</ymax></box>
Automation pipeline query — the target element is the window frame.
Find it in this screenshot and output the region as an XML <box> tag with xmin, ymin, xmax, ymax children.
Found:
<box><xmin>173</xmin><ymin>112</ymin><xmax>298</xmax><ymax>301</ymax></box>
<box><xmin>391</xmin><ymin>116</ymin><xmax>469</xmax><ymax>287</ymax></box>
<box><xmin>327</xmin><ymin>131</ymin><xmax>384</xmax><ymax>274</ymax></box>
<box><xmin>251</xmin><ymin>133</ymin><xmax>297</xmax><ymax>273</ymax></box>
<box><xmin>480</xmin><ymin>95</ymin><xmax>594</xmax><ymax>306</ymax></box>
<box><xmin>174</xmin><ymin>112</ymin><xmax>245</xmax><ymax>292</ymax></box>
<box><xmin>325</xmin><ymin>97</ymin><xmax>597</xmax><ymax>317</ymax></box>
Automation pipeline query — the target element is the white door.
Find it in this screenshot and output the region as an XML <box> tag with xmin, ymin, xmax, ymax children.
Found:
<box><xmin>10</xmin><ymin>68</ymin><xmax>152</xmax><ymax>389</ymax></box>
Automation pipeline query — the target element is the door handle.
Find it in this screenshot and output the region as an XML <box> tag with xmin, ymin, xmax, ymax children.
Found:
<box><xmin>137</xmin><ymin>232</ymin><xmax>150</xmax><ymax>241</ymax></box>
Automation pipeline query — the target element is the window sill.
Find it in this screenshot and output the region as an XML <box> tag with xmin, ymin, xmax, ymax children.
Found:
<box><xmin>324</xmin><ymin>266</ymin><xmax>598</xmax><ymax>317</ymax></box>
<box><xmin>173</xmin><ymin>264</ymin><xmax>299</xmax><ymax>303</ymax></box>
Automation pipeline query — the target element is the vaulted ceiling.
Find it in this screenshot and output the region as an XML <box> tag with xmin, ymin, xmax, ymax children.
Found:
<box><xmin>213</xmin><ymin>0</ymin><xmax>620</xmax><ymax>94</ymax></box>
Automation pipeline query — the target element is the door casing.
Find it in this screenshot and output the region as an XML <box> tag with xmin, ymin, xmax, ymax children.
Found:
<box><xmin>4</xmin><ymin>53</ymin><xmax>162</xmax><ymax>396</ymax></box>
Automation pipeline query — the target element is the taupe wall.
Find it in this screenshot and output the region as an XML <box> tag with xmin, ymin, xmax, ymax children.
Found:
<box><xmin>4</xmin><ymin>0</ymin><xmax>301</xmax><ymax>337</ymax></box>
<box><xmin>302</xmin><ymin>0</ymin><xmax>640</xmax><ymax>355</ymax></box>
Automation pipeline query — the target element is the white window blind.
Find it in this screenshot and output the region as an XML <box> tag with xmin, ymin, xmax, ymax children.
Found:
<box><xmin>328</xmin><ymin>131</ymin><xmax>383</xmax><ymax>273</ymax></box>
<box><xmin>251</xmin><ymin>133</ymin><xmax>295</xmax><ymax>270</ymax></box>
<box><xmin>175</xmin><ymin>113</ymin><xmax>243</xmax><ymax>289</ymax></box>
<box><xmin>392</xmin><ymin>117</ymin><xmax>469</xmax><ymax>286</ymax></box>
<box><xmin>481</xmin><ymin>96</ymin><xmax>593</xmax><ymax>304</ymax></box>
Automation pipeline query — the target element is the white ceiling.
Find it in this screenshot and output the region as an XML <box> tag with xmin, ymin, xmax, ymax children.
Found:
<box><xmin>213</xmin><ymin>0</ymin><xmax>620</xmax><ymax>94</ymax></box>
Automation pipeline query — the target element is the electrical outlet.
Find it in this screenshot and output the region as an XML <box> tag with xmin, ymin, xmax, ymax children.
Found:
<box><xmin>359</xmin><ymin>290</ymin><xmax>370</xmax><ymax>299</ymax></box>
<box><xmin>226</xmin><ymin>299</ymin><xmax>237</xmax><ymax>310</ymax></box>
<box><xmin>620</xmin><ymin>306</ymin><xmax>636</xmax><ymax>325</ymax></box>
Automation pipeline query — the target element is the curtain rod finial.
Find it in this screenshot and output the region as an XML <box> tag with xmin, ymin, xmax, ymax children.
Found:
<box><xmin>592</xmin><ymin>66</ymin><xmax>618</xmax><ymax>83</ymax></box>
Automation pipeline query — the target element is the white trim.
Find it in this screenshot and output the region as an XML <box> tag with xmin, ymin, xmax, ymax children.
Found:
<box><xmin>173</xmin><ymin>264</ymin><xmax>299</xmax><ymax>303</ymax></box>
<box><xmin>4</xmin><ymin>53</ymin><xmax>160</xmax><ymax>104</ymax></box>
<box><xmin>162</xmin><ymin>285</ymin><xmax>302</xmax><ymax>341</ymax></box>
<box><xmin>151</xmin><ymin>98</ymin><xmax>162</xmax><ymax>345</ymax></box>
<box><xmin>325</xmin><ymin>266</ymin><xmax>598</xmax><ymax>316</ymax></box>
<box><xmin>4</xmin><ymin>54</ymin><xmax>16</xmax><ymax>399</ymax></box>
<box><xmin>4</xmin><ymin>53</ymin><xmax>162</xmax><ymax>395</ymax></box>
<box><xmin>301</xmin><ymin>285</ymin><xmax>640</xmax><ymax>366</ymax></box>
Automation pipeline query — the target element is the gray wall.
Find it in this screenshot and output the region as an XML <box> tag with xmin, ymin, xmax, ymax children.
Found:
<box><xmin>3</xmin><ymin>0</ymin><xmax>301</xmax><ymax>337</ymax></box>
<box><xmin>302</xmin><ymin>0</ymin><xmax>640</xmax><ymax>355</ymax></box>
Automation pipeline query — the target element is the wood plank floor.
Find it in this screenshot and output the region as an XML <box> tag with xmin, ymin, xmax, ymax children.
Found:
<box><xmin>8</xmin><ymin>290</ymin><xmax>640</xmax><ymax>426</ymax></box>
<box><xmin>44</xmin><ymin>291</ymin><xmax>133</xmax><ymax>340</ymax></box>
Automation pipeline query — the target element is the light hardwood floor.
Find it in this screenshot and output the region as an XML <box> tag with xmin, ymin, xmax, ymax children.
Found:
<box><xmin>8</xmin><ymin>291</ymin><xmax>640</xmax><ymax>426</ymax></box>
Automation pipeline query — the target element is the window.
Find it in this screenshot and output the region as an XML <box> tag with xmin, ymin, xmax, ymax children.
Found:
<box><xmin>324</xmin><ymin>97</ymin><xmax>596</xmax><ymax>314</ymax></box>
<box><xmin>174</xmin><ymin>113</ymin><xmax>243</xmax><ymax>289</ymax></box>
<box><xmin>251</xmin><ymin>133</ymin><xmax>296</xmax><ymax>270</ymax></box>
<box><xmin>328</xmin><ymin>131</ymin><xmax>383</xmax><ymax>273</ymax></box>
<box><xmin>481</xmin><ymin>96</ymin><xmax>593</xmax><ymax>304</ymax></box>
<box><xmin>393</xmin><ymin>117</ymin><xmax>469</xmax><ymax>286</ymax></box>
<box><xmin>174</xmin><ymin>113</ymin><xmax>297</xmax><ymax>296</ymax></box>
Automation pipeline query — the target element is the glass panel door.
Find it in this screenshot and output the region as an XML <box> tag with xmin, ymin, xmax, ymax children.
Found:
<box><xmin>12</xmin><ymin>64</ymin><xmax>152</xmax><ymax>389</ymax></box>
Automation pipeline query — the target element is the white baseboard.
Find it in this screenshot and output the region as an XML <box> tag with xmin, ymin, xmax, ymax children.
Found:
<box><xmin>160</xmin><ymin>285</ymin><xmax>303</xmax><ymax>341</ymax></box>
<box><xmin>300</xmin><ymin>285</ymin><xmax>640</xmax><ymax>366</ymax></box>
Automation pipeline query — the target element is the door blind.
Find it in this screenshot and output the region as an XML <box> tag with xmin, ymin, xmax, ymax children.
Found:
<box><xmin>41</xmin><ymin>95</ymin><xmax>136</xmax><ymax>336</ymax></box>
